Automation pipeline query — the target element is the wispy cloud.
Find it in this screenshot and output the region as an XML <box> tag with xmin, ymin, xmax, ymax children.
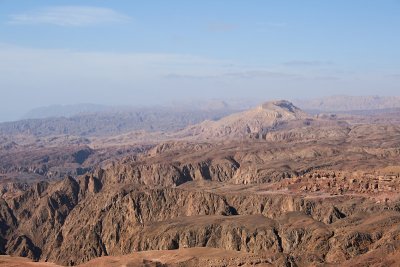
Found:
<box><xmin>254</xmin><ymin>22</ymin><xmax>287</xmax><ymax>32</ymax></box>
<box><xmin>165</xmin><ymin>70</ymin><xmax>301</xmax><ymax>80</ymax></box>
<box><xmin>283</xmin><ymin>60</ymin><xmax>334</xmax><ymax>67</ymax></box>
<box><xmin>386</xmin><ymin>74</ymin><xmax>400</xmax><ymax>79</ymax></box>
<box><xmin>0</xmin><ymin>43</ymin><xmax>231</xmax><ymax>88</ymax></box>
<box><xmin>313</xmin><ymin>75</ymin><xmax>340</xmax><ymax>81</ymax></box>
<box><xmin>222</xmin><ymin>70</ymin><xmax>299</xmax><ymax>79</ymax></box>
<box><xmin>207</xmin><ymin>22</ymin><xmax>237</xmax><ymax>33</ymax></box>
<box><xmin>8</xmin><ymin>6</ymin><xmax>131</xmax><ymax>26</ymax></box>
<box><xmin>265</xmin><ymin>22</ymin><xmax>287</xmax><ymax>28</ymax></box>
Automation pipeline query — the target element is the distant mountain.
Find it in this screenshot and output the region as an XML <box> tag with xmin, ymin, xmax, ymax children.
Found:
<box><xmin>22</xmin><ymin>99</ymin><xmax>256</xmax><ymax>121</ymax></box>
<box><xmin>0</xmin><ymin>107</ymin><xmax>238</xmax><ymax>137</ymax></box>
<box><xmin>2</xmin><ymin>100</ymin><xmax>259</xmax><ymax>138</ymax></box>
<box><xmin>294</xmin><ymin>95</ymin><xmax>400</xmax><ymax>112</ymax></box>
<box><xmin>7</xmin><ymin>96</ymin><xmax>399</xmax><ymax>140</ymax></box>
<box><xmin>168</xmin><ymin>98</ymin><xmax>259</xmax><ymax>112</ymax></box>
<box><xmin>181</xmin><ymin>100</ymin><xmax>310</xmax><ymax>139</ymax></box>
<box><xmin>22</xmin><ymin>104</ymin><xmax>113</xmax><ymax>119</ymax></box>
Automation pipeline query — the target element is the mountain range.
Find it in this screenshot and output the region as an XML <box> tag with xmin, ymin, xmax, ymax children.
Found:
<box><xmin>1</xmin><ymin>98</ymin><xmax>400</xmax><ymax>266</ymax></box>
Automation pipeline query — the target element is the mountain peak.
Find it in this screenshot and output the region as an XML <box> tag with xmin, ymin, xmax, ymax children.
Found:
<box><xmin>259</xmin><ymin>100</ymin><xmax>299</xmax><ymax>113</ymax></box>
<box><xmin>181</xmin><ymin>99</ymin><xmax>310</xmax><ymax>139</ymax></box>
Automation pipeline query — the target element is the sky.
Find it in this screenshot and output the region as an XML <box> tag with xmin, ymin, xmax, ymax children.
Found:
<box><xmin>0</xmin><ymin>0</ymin><xmax>399</xmax><ymax>121</ymax></box>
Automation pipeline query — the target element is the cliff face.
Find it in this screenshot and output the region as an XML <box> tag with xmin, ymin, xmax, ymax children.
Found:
<box><xmin>2</xmin><ymin>170</ymin><xmax>400</xmax><ymax>266</ymax></box>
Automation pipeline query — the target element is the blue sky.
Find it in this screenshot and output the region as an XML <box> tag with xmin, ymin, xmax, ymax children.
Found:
<box><xmin>0</xmin><ymin>1</ymin><xmax>399</xmax><ymax>121</ymax></box>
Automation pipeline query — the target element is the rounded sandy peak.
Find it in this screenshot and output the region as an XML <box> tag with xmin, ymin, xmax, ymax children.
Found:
<box><xmin>258</xmin><ymin>100</ymin><xmax>301</xmax><ymax>113</ymax></box>
<box><xmin>252</xmin><ymin>100</ymin><xmax>308</xmax><ymax>119</ymax></box>
<box><xmin>179</xmin><ymin>99</ymin><xmax>310</xmax><ymax>139</ymax></box>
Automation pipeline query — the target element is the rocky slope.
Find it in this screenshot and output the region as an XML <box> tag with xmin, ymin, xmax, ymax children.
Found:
<box><xmin>1</xmin><ymin>130</ymin><xmax>400</xmax><ymax>266</ymax></box>
<box><xmin>1</xmin><ymin>100</ymin><xmax>400</xmax><ymax>266</ymax></box>
<box><xmin>2</xmin><ymin>173</ymin><xmax>400</xmax><ymax>266</ymax></box>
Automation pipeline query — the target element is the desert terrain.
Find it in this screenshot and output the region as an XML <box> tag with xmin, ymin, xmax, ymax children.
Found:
<box><xmin>1</xmin><ymin>98</ymin><xmax>400</xmax><ymax>266</ymax></box>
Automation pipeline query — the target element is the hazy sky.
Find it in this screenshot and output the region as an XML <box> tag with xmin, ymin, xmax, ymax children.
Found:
<box><xmin>0</xmin><ymin>1</ymin><xmax>399</xmax><ymax>121</ymax></box>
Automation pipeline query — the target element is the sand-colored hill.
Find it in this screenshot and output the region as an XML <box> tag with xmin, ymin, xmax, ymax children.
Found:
<box><xmin>181</xmin><ymin>100</ymin><xmax>310</xmax><ymax>139</ymax></box>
